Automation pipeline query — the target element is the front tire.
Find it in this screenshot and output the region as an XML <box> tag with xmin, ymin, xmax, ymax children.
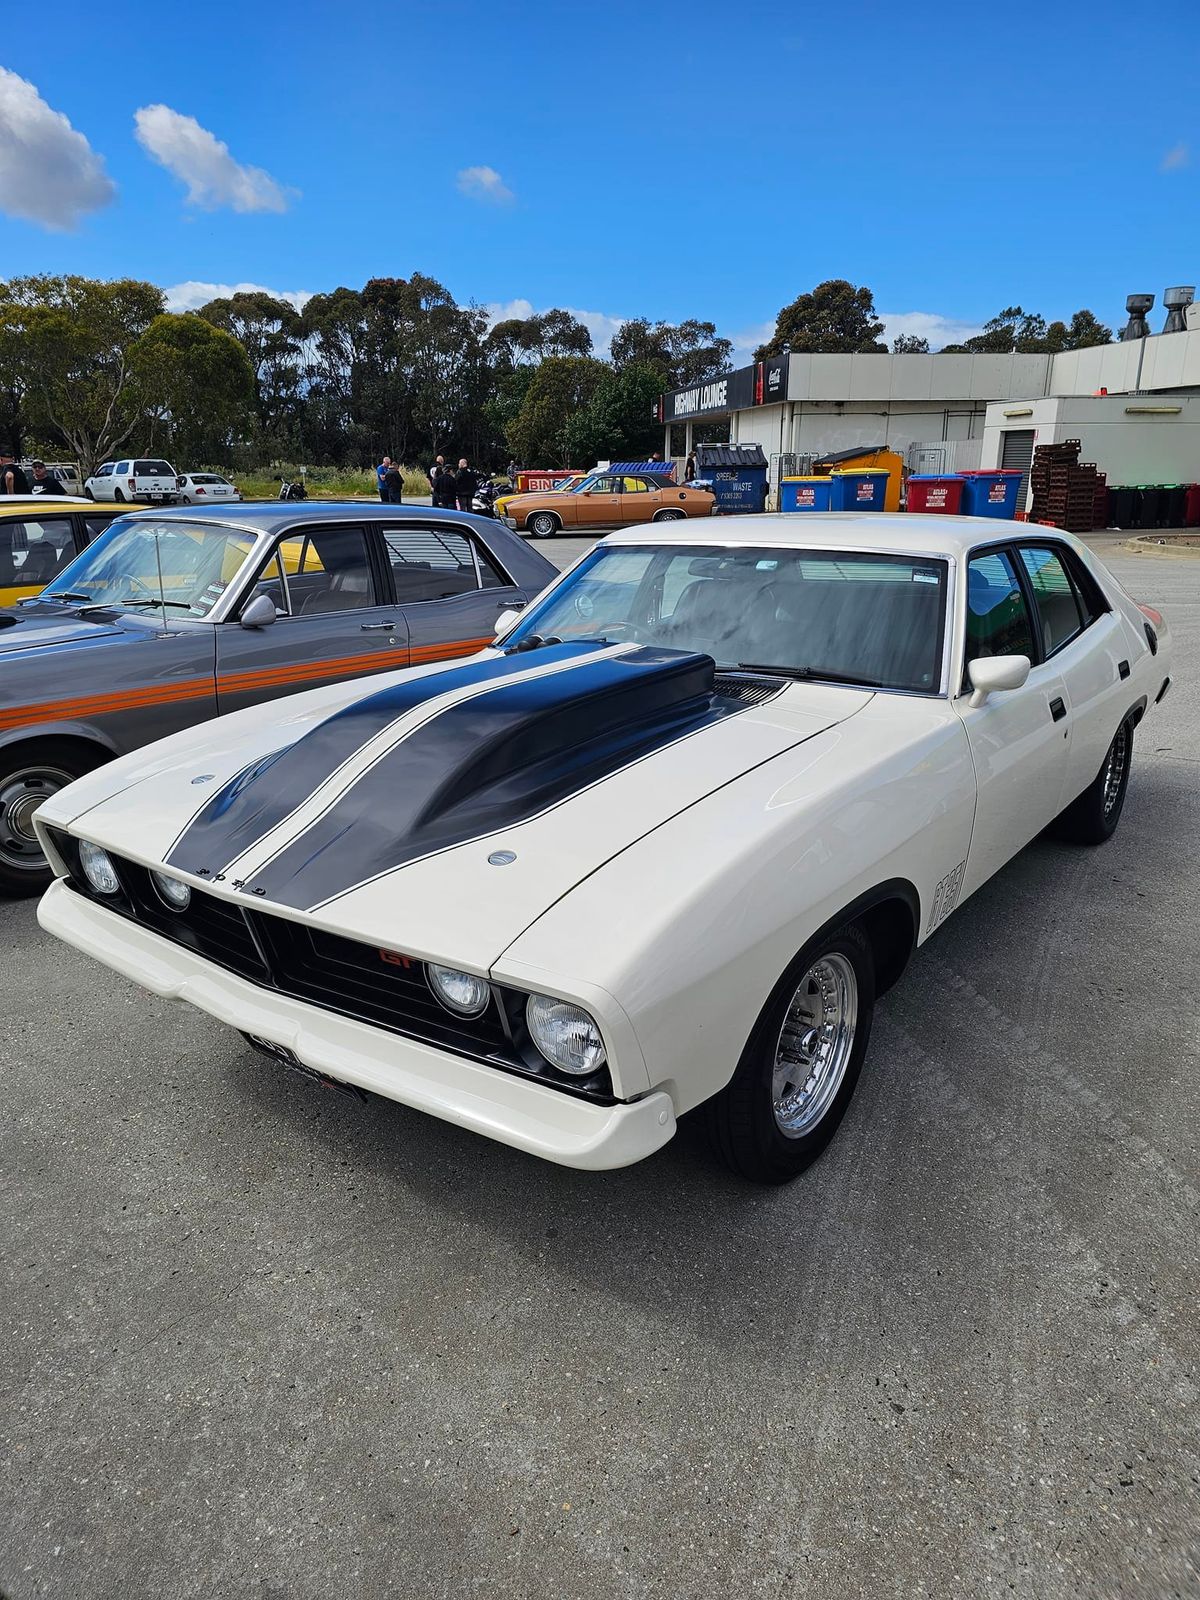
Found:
<box><xmin>707</xmin><ymin>921</ymin><xmax>876</xmax><ymax>1183</ymax></box>
<box><xmin>84</xmin><ymin>486</ymin><xmax>95</xmax><ymax>501</ymax></box>
<box><xmin>1054</xmin><ymin>719</ymin><xmax>1133</xmax><ymax>845</ymax></box>
<box><xmin>527</xmin><ymin>511</ymin><xmax>560</xmax><ymax>539</ymax></box>
<box><xmin>0</xmin><ymin>741</ymin><xmax>104</xmax><ymax>898</ymax></box>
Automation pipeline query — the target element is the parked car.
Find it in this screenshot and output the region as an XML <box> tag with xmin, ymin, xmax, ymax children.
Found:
<box><xmin>0</xmin><ymin>502</ymin><xmax>555</xmax><ymax>895</ymax></box>
<box><xmin>494</xmin><ymin>473</ymin><xmax>586</xmax><ymax>522</ymax></box>
<box><xmin>84</xmin><ymin>458</ymin><xmax>183</xmax><ymax>505</ymax></box>
<box><xmin>177</xmin><ymin>472</ymin><xmax>242</xmax><ymax>505</ymax></box>
<box><xmin>0</xmin><ymin>498</ymin><xmax>130</xmax><ymax>608</ymax></box>
<box><xmin>31</xmin><ymin>515</ymin><xmax>1171</xmax><ymax>1181</ymax></box>
<box><xmin>504</xmin><ymin>471</ymin><xmax>714</xmax><ymax>537</ymax></box>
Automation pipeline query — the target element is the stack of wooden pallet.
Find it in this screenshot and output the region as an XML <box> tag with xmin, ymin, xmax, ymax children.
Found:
<box><xmin>1030</xmin><ymin>440</ymin><xmax>1107</xmax><ymax>534</ymax></box>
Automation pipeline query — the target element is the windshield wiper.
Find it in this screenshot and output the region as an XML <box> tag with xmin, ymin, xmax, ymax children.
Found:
<box><xmin>96</xmin><ymin>597</ymin><xmax>194</xmax><ymax>611</ymax></box>
<box><xmin>736</xmin><ymin>661</ymin><xmax>885</xmax><ymax>688</ymax></box>
<box><xmin>24</xmin><ymin>590</ymin><xmax>91</xmax><ymax>604</ymax></box>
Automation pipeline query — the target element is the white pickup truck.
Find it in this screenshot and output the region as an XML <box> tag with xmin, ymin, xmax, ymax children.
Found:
<box><xmin>84</xmin><ymin>458</ymin><xmax>184</xmax><ymax>505</ymax></box>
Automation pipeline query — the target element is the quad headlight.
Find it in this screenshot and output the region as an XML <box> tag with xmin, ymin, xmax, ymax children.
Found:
<box><xmin>151</xmin><ymin>870</ymin><xmax>191</xmax><ymax>911</ymax></box>
<box><xmin>78</xmin><ymin>840</ymin><xmax>120</xmax><ymax>896</ymax></box>
<box><xmin>526</xmin><ymin>994</ymin><xmax>607</xmax><ymax>1077</ymax></box>
<box><xmin>426</xmin><ymin>963</ymin><xmax>491</xmax><ymax>1018</ymax></box>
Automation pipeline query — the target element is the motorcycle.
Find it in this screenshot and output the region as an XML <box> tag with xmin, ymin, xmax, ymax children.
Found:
<box><xmin>279</xmin><ymin>477</ymin><xmax>308</xmax><ymax>502</ymax></box>
<box><xmin>472</xmin><ymin>479</ymin><xmax>499</xmax><ymax>518</ymax></box>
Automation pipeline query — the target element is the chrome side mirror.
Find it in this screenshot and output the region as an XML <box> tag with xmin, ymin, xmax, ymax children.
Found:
<box><xmin>240</xmin><ymin>593</ymin><xmax>279</xmax><ymax>629</ymax></box>
<box><xmin>967</xmin><ymin>654</ymin><xmax>1030</xmax><ymax>707</ymax></box>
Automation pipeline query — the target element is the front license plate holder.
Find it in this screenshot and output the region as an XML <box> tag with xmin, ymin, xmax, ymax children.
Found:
<box><xmin>243</xmin><ymin>1033</ymin><xmax>366</xmax><ymax>1100</ymax></box>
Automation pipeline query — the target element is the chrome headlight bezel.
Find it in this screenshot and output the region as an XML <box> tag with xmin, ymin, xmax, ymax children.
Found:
<box><xmin>150</xmin><ymin>870</ymin><xmax>191</xmax><ymax>911</ymax></box>
<box><xmin>525</xmin><ymin>993</ymin><xmax>608</xmax><ymax>1077</ymax></box>
<box><xmin>78</xmin><ymin>839</ymin><xmax>120</xmax><ymax>896</ymax></box>
<box><xmin>426</xmin><ymin>962</ymin><xmax>492</xmax><ymax>1019</ymax></box>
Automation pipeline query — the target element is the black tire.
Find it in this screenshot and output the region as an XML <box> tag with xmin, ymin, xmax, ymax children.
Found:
<box><xmin>527</xmin><ymin>510</ymin><xmax>560</xmax><ymax>539</ymax></box>
<box><xmin>84</xmin><ymin>486</ymin><xmax>95</xmax><ymax>501</ymax></box>
<box><xmin>113</xmin><ymin>488</ymin><xmax>125</xmax><ymax>502</ymax></box>
<box><xmin>0</xmin><ymin>740</ymin><xmax>105</xmax><ymax>898</ymax></box>
<box><xmin>652</xmin><ymin>508</ymin><xmax>686</xmax><ymax>522</ymax></box>
<box><xmin>706</xmin><ymin>921</ymin><xmax>876</xmax><ymax>1184</ymax></box>
<box><xmin>1054</xmin><ymin>719</ymin><xmax>1133</xmax><ymax>845</ymax></box>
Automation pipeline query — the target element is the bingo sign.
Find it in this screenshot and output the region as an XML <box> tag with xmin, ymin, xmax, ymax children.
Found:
<box><xmin>515</xmin><ymin>469</ymin><xmax>577</xmax><ymax>493</ymax></box>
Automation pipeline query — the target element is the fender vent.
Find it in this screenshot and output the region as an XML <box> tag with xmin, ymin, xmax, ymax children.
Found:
<box><xmin>713</xmin><ymin>673</ymin><xmax>786</xmax><ymax>705</ymax></box>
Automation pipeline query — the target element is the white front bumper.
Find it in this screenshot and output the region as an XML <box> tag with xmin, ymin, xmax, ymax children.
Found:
<box><xmin>38</xmin><ymin>880</ymin><xmax>676</xmax><ymax>1171</ymax></box>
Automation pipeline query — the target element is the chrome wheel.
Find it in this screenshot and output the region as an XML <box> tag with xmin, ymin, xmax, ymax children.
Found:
<box><xmin>1102</xmin><ymin>724</ymin><xmax>1129</xmax><ymax>818</ymax></box>
<box><xmin>529</xmin><ymin>512</ymin><xmax>558</xmax><ymax>538</ymax></box>
<box><xmin>653</xmin><ymin>509</ymin><xmax>686</xmax><ymax>521</ymax></box>
<box><xmin>771</xmin><ymin>953</ymin><xmax>858</xmax><ymax>1137</ymax></box>
<box><xmin>0</xmin><ymin>762</ymin><xmax>72</xmax><ymax>873</ymax></box>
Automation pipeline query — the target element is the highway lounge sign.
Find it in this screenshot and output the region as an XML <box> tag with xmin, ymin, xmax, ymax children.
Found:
<box><xmin>659</xmin><ymin>356</ymin><xmax>789</xmax><ymax>423</ymax></box>
<box><xmin>670</xmin><ymin>378</ymin><xmax>730</xmax><ymax>418</ymax></box>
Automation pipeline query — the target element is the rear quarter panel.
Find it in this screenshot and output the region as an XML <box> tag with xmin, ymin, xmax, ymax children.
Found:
<box><xmin>497</xmin><ymin>693</ymin><xmax>976</xmax><ymax>1114</ymax></box>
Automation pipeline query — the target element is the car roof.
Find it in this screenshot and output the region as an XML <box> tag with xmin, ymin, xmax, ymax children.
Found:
<box><xmin>0</xmin><ymin>495</ymin><xmax>93</xmax><ymax>510</ymax></box>
<box><xmin>602</xmin><ymin>512</ymin><xmax>1048</xmax><ymax>559</ymax></box>
<box><xmin>115</xmin><ymin>500</ymin><xmax>508</xmax><ymax>535</ymax></box>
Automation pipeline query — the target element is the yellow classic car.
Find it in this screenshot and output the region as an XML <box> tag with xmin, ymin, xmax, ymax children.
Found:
<box><xmin>0</xmin><ymin>499</ymin><xmax>129</xmax><ymax>607</ymax></box>
<box><xmin>503</xmin><ymin>472</ymin><xmax>715</xmax><ymax>538</ymax></box>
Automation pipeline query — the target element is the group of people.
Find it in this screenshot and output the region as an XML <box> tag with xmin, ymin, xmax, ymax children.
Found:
<box><xmin>0</xmin><ymin>454</ymin><xmax>68</xmax><ymax>496</ymax></box>
<box><xmin>376</xmin><ymin>455</ymin><xmax>480</xmax><ymax>511</ymax></box>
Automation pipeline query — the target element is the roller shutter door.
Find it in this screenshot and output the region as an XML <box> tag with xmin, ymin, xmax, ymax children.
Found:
<box><xmin>1000</xmin><ymin>429</ymin><xmax>1036</xmax><ymax>512</ymax></box>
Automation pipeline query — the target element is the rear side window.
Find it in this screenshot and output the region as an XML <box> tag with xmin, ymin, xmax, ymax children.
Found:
<box><xmin>115</xmin><ymin>462</ymin><xmax>131</xmax><ymax>474</ymax></box>
<box><xmin>1019</xmin><ymin>546</ymin><xmax>1083</xmax><ymax>656</ymax></box>
<box><xmin>966</xmin><ymin>551</ymin><xmax>1035</xmax><ymax>660</ymax></box>
<box><xmin>382</xmin><ymin>526</ymin><xmax>510</xmax><ymax>600</ymax></box>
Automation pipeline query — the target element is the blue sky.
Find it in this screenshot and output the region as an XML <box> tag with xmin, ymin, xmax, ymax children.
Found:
<box><xmin>1</xmin><ymin>0</ymin><xmax>1196</xmax><ymax>358</ymax></box>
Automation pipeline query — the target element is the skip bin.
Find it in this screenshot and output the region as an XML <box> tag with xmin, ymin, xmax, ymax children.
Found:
<box><xmin>906</xmin><ymin>475</ymin><xmax>964</xmax><ymax>515</ymax></box>
<box><xmin>780</xmin><ymin>476</ymin><xmax>833</xmax><ymax>512</ymax></box>
<box><xmin>958</xmin><ymin>470</ymin><xmax>1022</xmax><ymax>519</ymax></box>
<box><xmin>829</xmin><ymin>469</ymin><xmax>889</xmax><ymax>511</ymax></box>
<box><xmin>694</xmin><ymin>443</ymin><xmax>768</xmax><ymax>513</ymax></box>
<box><xmin>1185</xmin><ymin>484</ymin><xmax>1200</xmax><ymax>527</ymax></box>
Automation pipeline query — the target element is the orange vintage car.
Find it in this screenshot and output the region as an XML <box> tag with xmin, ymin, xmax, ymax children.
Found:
<box><xmin>502</xmin><ymin>471</ymin><xmax>714</xmax><ymax>538</ymax></box>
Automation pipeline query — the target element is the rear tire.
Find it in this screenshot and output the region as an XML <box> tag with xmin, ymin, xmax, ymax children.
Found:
<box><xmin>653</xmin><ymin>508</ymin><xmax>686</xmax><ymax>521</ymax></box>
<box><xmin>0</xmin><ymin>740</ymin><xmax>105</xmax><ymax>898</ymax></box>
<box><xmin>527</xmin><ymin>511</ymin><xmax>560</xmax><ymax>539</ymax></box>
<box><xmin>113</xmin><ymin>488</ymin><xmax>125</xmax><ymax>502</ymax></box>
<box><xmin>706</xmin><ymin>921</ymin><xmax>876</xmax><ymax>1183</ymax></box>
<box><xmin>1054</xmin><ymin>719</ymin><xmax>1132</xmax><ymax>845</ymax></box>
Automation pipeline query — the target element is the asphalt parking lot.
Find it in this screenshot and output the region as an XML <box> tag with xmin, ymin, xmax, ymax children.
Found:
<box><xmin>2</xmin><ymin>533</ymin><xmax>1198</xmax><ymax>1600</ymax></box>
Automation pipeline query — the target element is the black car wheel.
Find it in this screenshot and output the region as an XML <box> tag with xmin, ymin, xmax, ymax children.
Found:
<box><xmin>1054</xmin><ymin>719</ymin><xmax>1133</xmax><ymax>845</ymax></box>
<box><xmin>0</xmin><ymin>742</ymin><xmax>103</xmax><ymax>898</ymax></box>
<box><xmin>706</xmin><ymin>921</ymin><xmax>876</xmax><ymax>1183</ymax></box>
<box><xmin>113</xmin><ymin>488</ymin><xmax>125</xmax><ymax>502</ymax></box>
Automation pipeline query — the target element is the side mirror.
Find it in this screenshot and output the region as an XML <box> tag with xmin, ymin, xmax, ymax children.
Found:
<box><xmin>967</xmin><ymin>654</ymin><xmax>1030</xmax><ymax>707</ymax></box>
<box><xmin>493</xmin><ymin>607</ymin><xmax>522</xmax><ymax>638</ymax></box>
<box><xmin>240</xmin><ymin>593</ymin><xmax>279</xmax><ymax>629</ymax></box>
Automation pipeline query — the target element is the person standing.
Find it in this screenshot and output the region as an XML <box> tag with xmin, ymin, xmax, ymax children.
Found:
<box><xmin>0</xmin><ymin>454</ymin><xmax>30</xmax><ymax>494</ymax></box>
<box><xmin>428</xmin><ymin>455</ymin><xmax>445</xmax><ymax>501</ymax></box>
<box><xmin>383</xmin><ymin>462</ymin><xmax>404</xmax><ymax>504</ymax></box>
<box><xmin>684</xmin><ymin>452</ymin><xmax>696</xmax><ymax>482</ymax></box>
<box><xmin>30</xmin><ymin>461</ymin><xmax>67</xmax><ymax>495</ymax></box>
<box><xmin>376</xmin><ymin>456</ymin><xmax>392</xmax><ymax>501</ymax></box>
<box><xmin>432</xmin><ymin>464</ymin><xmax>457</xmax><ymax>509</ymax></box>
<box><xmin>455</xmin><ymin>458</ymin><xmax>477</xmax><ymax>512</ymax></box>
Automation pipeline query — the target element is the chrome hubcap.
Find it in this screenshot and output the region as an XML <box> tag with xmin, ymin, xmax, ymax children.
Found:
<box><xmin>1101</xmin><ymin>725</ymin><xmax>1128</xmax><ymax>818</ymax></box>
<box><xmin>0</xmin><ymin>765</ymin><xmax>71</xmax><ymax>869</ymax></box>
<box><xmin>771</xmin><ymin>953</ymin><xmax>858</xmax><ymax>1137</ymax></box>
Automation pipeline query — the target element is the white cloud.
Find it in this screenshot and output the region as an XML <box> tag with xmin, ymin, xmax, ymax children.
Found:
<box><xmin>728</xmin><ymin>320</ymin><xmax>776</xmax><ymax>364</ymax></box>
<box><xmin>0</xmin><ymin>68</ymin><xmax>114</xmax><ymax>229</ymax></box>
<box><xmin>1161</xmin><ymin>142</ymin><xmax>1189</xmax><ymax>172</ymax></box>
<box><xmin>880</xmin><ymin>310</ymin><xmax>984</xmax><ymax>350</ymax></box>
<box><xmin>458</xmin><ymin>165</ymin><xmax>514</xmax><ymax>205</ymax></box>
<box><xmin>163</xmin><ymin>280</ymin><xmax>313</xmax><ymax>312</ymax></box>
<box><xmin>134</xmin><ymin>105</ymin><xmax>293</xmax><ymax>213</ymax></box>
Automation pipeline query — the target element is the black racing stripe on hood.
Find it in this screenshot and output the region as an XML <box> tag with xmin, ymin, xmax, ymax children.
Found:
<box><xmin>166</xmin><ymin>642</ymin><xmax>607</xmax><ymax>877</ymax></box>
<box><xmin>243</xmin><ymin>647</ymin><xmax>732</xmax><ymax>912</ymax></box>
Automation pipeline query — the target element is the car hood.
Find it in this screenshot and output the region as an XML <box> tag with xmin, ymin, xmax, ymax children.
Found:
<box><xmin>41</xmin><ymin>642</ymin><xmax>871</xmax><ymax>971</ymax></box>
<box><xmin>0</xmin><ymin>602</ymin><xmax>143</xmax><ymax>653</ymax></box>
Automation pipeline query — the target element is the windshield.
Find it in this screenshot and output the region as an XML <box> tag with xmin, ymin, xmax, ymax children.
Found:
<box><xmin>506</xmin><ymin>543</ymin><xmax>948</xmax><ymax>693</ymax></box>
<box><xmin>41</xmin><ymin>517</ymin><xmax>257</xmax><ymax>617</ymax></box>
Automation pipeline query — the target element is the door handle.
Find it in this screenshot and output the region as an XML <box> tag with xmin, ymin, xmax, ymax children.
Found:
<box><xmin>360</xmin><ymin>621</ymin><xmax>396</xmax><ymax>631</ymax></box>
<box><xmin>1049</xmin><ymin>697</ymin><xmax>1066</xmax><ymax>722</ymax></box>
<box><xmin>499</xmin><ymin>596</ymin><xmax>525</xmax><ymax>609</ymax></box>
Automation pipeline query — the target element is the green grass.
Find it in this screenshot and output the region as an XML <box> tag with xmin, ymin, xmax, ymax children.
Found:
<box><xmin>225</xmin><ymin>465</ymin><xmax>433</xmax><ymax>501</ymax></box>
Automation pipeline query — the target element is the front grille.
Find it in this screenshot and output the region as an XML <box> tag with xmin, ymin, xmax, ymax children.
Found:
<box><xmin>250</xmin><ymin>917</ymin><xmax>510</xmax><ymax>1058</ymax></box>
<box><xmin>55</xmin><ymin>842</ymin><xmax>613</xmax><ymax>1100</ymax></box>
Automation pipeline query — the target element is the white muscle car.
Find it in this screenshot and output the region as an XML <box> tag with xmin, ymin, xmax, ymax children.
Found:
<box><xmin>34</xmin><ymin>515</ymin><xmax>1172</xmax><ymax>1183</ymax></box>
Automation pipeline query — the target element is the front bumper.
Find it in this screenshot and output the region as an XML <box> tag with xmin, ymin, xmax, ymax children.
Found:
<box><xmin>37</xmin><ymin>880</ymin><xmax>676</xmax><ymax>1171</ymax></box>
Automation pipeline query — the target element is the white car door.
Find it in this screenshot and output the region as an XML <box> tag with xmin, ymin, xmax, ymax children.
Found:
<box><xmin>89</xmin><ymin>463</ymin><xmax>116</xmax><ymax>501</ymax></box>
<box><xmin>1015</xmin><ymin>542</ymin><xmax>1133</xmax><ymax>809</ymax></box>
<box><xmin>957</xmin><ymin>547</ymin><xmax>1072</xmax><ymax>900</ymax></box>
